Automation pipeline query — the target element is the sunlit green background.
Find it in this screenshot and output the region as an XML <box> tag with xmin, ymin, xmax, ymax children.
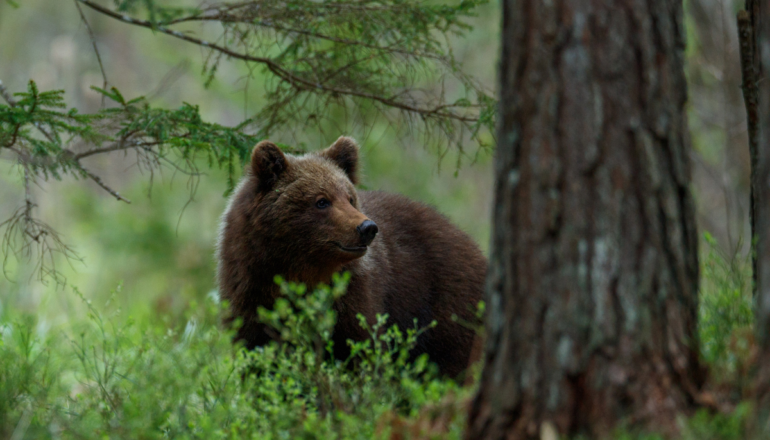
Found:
<box><xmin>0</xmin><ymin>0</ymin><xmax>499</xmax><ymax>325</ymax></box>
<box><xmin>0</xmin><ymin>0</ymin><xmax>752</xmax><ymax>325</ymax></box>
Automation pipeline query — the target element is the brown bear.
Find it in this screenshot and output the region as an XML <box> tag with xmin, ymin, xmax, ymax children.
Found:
<box><xmin>216</xmin><ymin>136</ymin><xmax>486</xmax><ymax>377</ymax></box>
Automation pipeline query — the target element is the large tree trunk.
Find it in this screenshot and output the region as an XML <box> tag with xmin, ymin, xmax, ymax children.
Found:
<box><xmin>466</xmin><ymin>0</ymin><xmax>703</xmax><ymax>438</ymax></box>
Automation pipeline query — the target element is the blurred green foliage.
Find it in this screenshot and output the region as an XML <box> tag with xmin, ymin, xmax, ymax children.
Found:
<box><xmin>0</xmin><ymin>0</ymin><xmax>497</xmax><ymax>327</ymax></box>
<box><xmin>699</xmin><ymin>233</ymin><xmax>754</xmax><ymax>386</ymax></box>
<box><xmin>0</xmin><ymin>0</ymin><xmax>496</xmax><ymax>289</ymax></box>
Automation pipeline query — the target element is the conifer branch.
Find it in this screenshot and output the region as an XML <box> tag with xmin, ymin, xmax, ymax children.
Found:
<box><xmin>76</xmin><ymin>0</ymin><xmax>482</xmax><ymax>123</ymax></box>
<box><xmin>166</xmin><ymin>11</ymin><xmax>444</xmax><ymax>61</ymax></box>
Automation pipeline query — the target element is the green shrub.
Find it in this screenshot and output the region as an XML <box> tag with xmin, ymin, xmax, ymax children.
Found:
<box><xmin>0</xmin><ymin>277</ymin><xmax>471</xmax><ymax>439</ymax></box>
<box><xmin>1</xmin><ymin>232</ymin><xmax>763</xmax><ymax>439</ymax></box>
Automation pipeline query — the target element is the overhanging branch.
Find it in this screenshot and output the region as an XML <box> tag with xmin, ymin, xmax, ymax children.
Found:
<box><xmin>76</xmin><ymin>0</ymin><xmax>481</xmax><ymax>124</ymax></box>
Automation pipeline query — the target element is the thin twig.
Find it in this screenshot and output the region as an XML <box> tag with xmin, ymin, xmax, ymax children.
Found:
<box><xmin>23</xmin><ymin>166</ymin><xmax>33</xmax><ymax>224</ymax></box>
<box><xmin>73</xmin><ymin>140</ymin><xmax>162</xmax><ymax>160</ymax></box>
<box><xmin>1</xmin><ymin>168</ymin><xmax>80</xmax><ymax>285</ymax></box>
<box><xmin>0</xmin><ymin>80</ymin><xmax>17</xmax><ymax>106</ymax></box>
<box><xmin>76</xmin><ymin>162</ymin><xmax>132</xmax><ymax>203</ymax></box>
<box><xmin>74</xmin><ymin>0</ymin><xmax>109</xmax><ymax>107</ymax></box>
<box><xmin>168</xmin><ymin>14</ymin><xmax>444</xmax><ymax>61</ymax></box>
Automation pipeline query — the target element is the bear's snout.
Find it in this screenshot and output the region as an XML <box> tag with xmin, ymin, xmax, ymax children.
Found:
<box><xmin>356</xmin><ymin>220</ymin><xmax>378</xmax><ymax>246</ymax></box>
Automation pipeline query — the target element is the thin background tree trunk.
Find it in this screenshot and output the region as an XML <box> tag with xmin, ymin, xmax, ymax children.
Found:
<box><xmin>747</xmin><ymin>0</ymin><xmax>770</xmax><ymax>432</ymax></box>
<box><xmin>466</xmin><ymin>0</ymin><xmax>703</xmax><ymax>438</ymax></box>
<box><xmin>737</xmin><ymin>2</ymin><xmax>760</xmax><ymax>298</ymax></box>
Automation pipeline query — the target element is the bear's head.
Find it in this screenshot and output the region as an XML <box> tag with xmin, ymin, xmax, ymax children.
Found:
<box><xmin>247</xmin><ymin>136</ymin><xmax>378</xmax><ymax>278</ymax></box>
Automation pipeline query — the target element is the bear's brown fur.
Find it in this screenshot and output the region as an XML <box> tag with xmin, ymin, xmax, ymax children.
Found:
<box><xmin>216</xmin><ymin>136</ymin><xmax>486</xmax><ymax>377</ymax></box>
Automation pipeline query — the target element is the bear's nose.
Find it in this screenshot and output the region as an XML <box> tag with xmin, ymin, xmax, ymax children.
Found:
<box><xmin>356</xmin><ymin>220</ymin><xmax>378</xmax><ymax>246</ymax></box>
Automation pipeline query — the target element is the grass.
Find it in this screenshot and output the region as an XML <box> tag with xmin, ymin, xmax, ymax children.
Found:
<box><xmin>0</xmin><ymin>233</ymin><xmax>758</xmax><ymax>439</ymax></box>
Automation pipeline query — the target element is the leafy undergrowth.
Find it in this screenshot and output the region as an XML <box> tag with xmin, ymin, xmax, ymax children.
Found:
<box><xmin>0</xmin><ymin>233</ymin><xmax>759</xmax><ymax>439</ymax></box>
<box><xmin>0</xmin><ymin>275</ymin><xmax>476</xmax><ymax>440</ymax></box>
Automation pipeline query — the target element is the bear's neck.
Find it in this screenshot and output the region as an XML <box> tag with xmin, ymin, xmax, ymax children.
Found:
<box><xmin>245</xmin><ymin>235</ymin><xmax>362</xmax><ymax>295</ymax></box>
<box><xmin>280</xmin><ymin>262</ymin><xmax>348</xmax><ymax>288</ymax></box>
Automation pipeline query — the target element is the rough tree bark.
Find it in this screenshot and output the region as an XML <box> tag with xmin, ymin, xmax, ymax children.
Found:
<box><xmin>746</xmin><ymin>0</ymin><xmax>770</xmax><ymax>432</ymax></box>
<box><xmin>466</xmin><ymin>0</ymin><xmax>703</xmax><ymax>438</ymax></box>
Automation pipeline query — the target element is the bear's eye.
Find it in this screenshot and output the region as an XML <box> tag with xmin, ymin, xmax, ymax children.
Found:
<box><xmin>316</xmin><ymin>198</ymin><xmax>331</xmax><ymax>209</ymax></box>
<box><xmin>349</xmin><ymin>197</ymin><xmax>355</xmax><ymax>205</ymax></box>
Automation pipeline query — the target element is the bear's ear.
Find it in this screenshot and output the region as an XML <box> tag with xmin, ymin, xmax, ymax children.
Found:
<box><xmin>251</xmin><ymin>141</ymin><xmax>288</xmax><ymax>192</ymax></box>
<box><xmin>321</xmin><ymin>136</ymin><xmax>359</xmax><ymax>184</ymax></box>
